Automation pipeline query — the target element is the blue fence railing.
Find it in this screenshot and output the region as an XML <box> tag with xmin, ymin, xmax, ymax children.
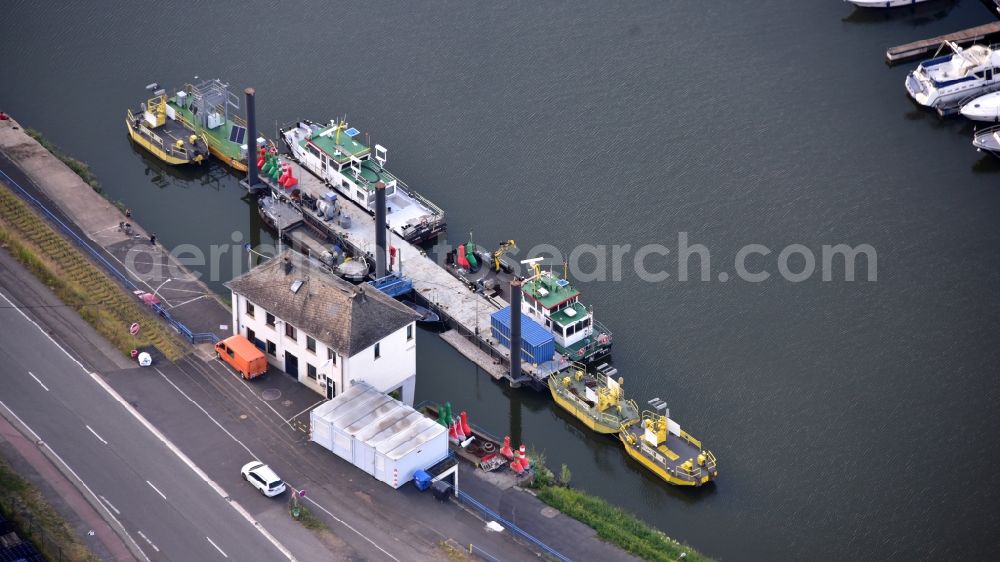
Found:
<box><xmin>0</xmin><ymin>167</ymin><xmax>218</xmax><ymax>345</ymax></box>
<box><xmin>456</xmin><ymin>490</ymin><xmax>573</xmax><ymax>562</ymax></box>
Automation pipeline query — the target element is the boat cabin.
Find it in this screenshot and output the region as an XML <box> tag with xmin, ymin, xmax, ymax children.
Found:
<box><xmin>521</xmin><ymin>272</ymin><xmax>593</xmax><ymax>349</ymax></box>
<box><xmin>301</xmin><ymin>122</ymin><xmax>398</xmax><ymax>208</ymax></box>
<box><xmin>919</xmin><ymin>44</ymin><xmax>1000</xmax><ymax>87</ymax></box>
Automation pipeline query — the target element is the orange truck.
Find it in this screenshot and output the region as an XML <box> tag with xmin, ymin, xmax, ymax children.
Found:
<box><xmin>215</xmin><ymin>335</ymin><xmax>267</xmax><ymax>380</ymax></box>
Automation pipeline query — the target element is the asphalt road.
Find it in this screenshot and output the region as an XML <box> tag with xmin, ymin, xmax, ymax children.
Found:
<box><xmin>0</xmin><ymin>290</ymin><xmax>293</xmax><ymax>562</ymax></box>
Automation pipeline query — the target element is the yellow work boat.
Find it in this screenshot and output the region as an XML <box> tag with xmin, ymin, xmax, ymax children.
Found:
<box><xmin>126</xmin><ymin>91</ymin><xmax>208</xmax><ymax>166</ymax></box>
<box><xmin>619</xmin><ymin>400</ymin><xmax>718</xmax><ymax>487</ymax></box>
<box><xmin>548</xmin><ymin>363</ymin><xmax>639</xmax><ymax>434</ymax></box>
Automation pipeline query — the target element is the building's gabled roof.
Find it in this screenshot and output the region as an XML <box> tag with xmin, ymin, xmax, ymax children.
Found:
<box><xmin>225</xmin><ymin>250</ymin><xmax>419</xmax><ymax>357</ymax></box>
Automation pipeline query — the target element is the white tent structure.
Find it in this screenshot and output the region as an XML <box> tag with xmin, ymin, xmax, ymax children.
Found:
<box><xmin>310</xmin><ymin>382</ymin><xmax>448</xmax><ymax>488</ymax></box>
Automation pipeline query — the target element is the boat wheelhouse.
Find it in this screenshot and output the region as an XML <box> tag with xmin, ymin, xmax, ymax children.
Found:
<box><xmin>125</xmin><ymin>92</ymin><xmax>209</xmax><ymax>166</ymax></box>
<box><xmin>281</xmin><ymin>120</ymin><xmax>446</xmax><ymax>244</ymax></box>
<box><xmin>548</xmin><ymin>364</ymin><xmax>639</xmax><ymax>434</ymax></box>
<box><xmin>521</xmin><ymin>263</ymin><xmax>612</xmax><ymax>363</ymax></box>
<box><xmin>168</xmin><ymin>79</ymin><xmax>258</xmax><ymax>172</ymax></box>
<box><xmin>906</xmin><ymin>42</ymin><xmax>1000</xmax><ymax>109</ymax></box>
<box><xmin>619</xmin><ymin>399</ymin><xmax>718</xmax><ymax>487</ymax></box>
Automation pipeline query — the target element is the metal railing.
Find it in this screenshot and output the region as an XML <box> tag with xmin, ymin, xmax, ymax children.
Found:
<box><xmin>0</xmin><ymin>168</ymin><xmax>218</xmax><ymax>346</ymax></box>
<box><xmin>468</xmin><ymin>543</ymin><xmax>501</xmax><ymax>562</ymax></box>
<box><xmin>455</xmin><ymin>490</ymin><xmax>573</xmax><ymax>562</ymax></box>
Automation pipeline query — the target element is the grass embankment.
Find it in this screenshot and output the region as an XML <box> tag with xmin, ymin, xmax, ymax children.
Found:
<box><xmin>24</xmin><ymin>129</ymin><xmax>102</xmax><ymax>193</ymax></box>
<box><xmin>0</xmin><ymin>181</ymin><xmax>185</xmax><ymax>360</ymax></box>
<box><xmin>0</xmin><ymin>456</ymin><xmax>98</xmax><ymax>562</ymax></box>
<box><xmin>24</xmin><ymin>129</ymin><xmax>128</xmax><ymax>212</ymax></box>
<box><xmin>528</xmin><ymin>453</ymin><xmax>710</xmax><ymax>562</ymax></box>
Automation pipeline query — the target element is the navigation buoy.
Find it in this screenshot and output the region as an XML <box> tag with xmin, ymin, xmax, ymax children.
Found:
<box><xmin>282</xmin><ymin>165</ymin><xmax>298</xmax><ymax>188</ymax></box>
<box><xmin>460</xmin><ymin>411</ymin><xmax>472</xmax><ymax>437</ymax></box>
<box><xmin>279</xmin><ymin>163</ymin><xmax>292</xmax><ymax>187</ymax></box>
<box><xmin>500</xmin><ymin>436</ymin><xmax>514</xmax><ymax>459</ymax></box>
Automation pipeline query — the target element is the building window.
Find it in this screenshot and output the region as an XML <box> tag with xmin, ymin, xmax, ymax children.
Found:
<box><xmin>374</xmin><ymin>342</ymin><xmax>381</xmax><ymax>360</ymax></box>
<box><xmin>246</xmin><ymin>328</ymin><xmax>256</xmax><ymax>343</ymax></box>
<box><xmin>285</xmin><ymin>323</ymin><xmax>297</xmax><ymax>342</ymax></box>
<box><xmin>406</xmin><ymin>324</ymin><xmax>413</xmax><ymax>341</ymax></box>
<box><xmin>306</xmin><ymin>336</ymin><xmax>316</xmax><ymax>353</ymax></box>
<box><xmin>328</xmin><ymin>348</ymin><xmax>336</xmax><ymax>365</ymax></box>
<box><xmin>266</xmin><ymin>313</ymin><xmax>275</xmax><ymax>327</ymax></box>
<box><xmin>307</xmin><ymin>363</ymin><xmax>317</xmax><ymax>379</ymax></box>
<box><xmin>245</xmin><ymin>300</ymin><xmax>255</xmax><ymax>318</ymax></box>
<box><xmin>266</xmin><ymin>340</ymin><xmax>276</xmax><ymax>357</ymax></box>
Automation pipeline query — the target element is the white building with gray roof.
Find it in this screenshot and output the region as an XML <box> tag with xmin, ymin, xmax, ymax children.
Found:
<box><xmin>225</xmin><ymin>250</ymin><xmax>421</xmax><ymax>404</ymax></box>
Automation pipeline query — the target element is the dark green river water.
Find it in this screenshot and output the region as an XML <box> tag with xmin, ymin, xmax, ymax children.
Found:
<box><xmin>3</xmin><ymin>1</ymin><xmax>1000</xmax><ymax>559</ymax></box>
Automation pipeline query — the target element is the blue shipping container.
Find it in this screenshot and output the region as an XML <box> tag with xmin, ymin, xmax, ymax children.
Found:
<box><xmin>490</xmin><ymin>306</ymin><xmax>555</xmax><ymax>364</ymax></box>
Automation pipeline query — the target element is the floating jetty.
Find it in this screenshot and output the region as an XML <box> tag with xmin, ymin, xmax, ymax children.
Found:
<box><xmin>886</xmin><ymin>21</ymin><xmax>1000</xmax><ymax>64</ymax></box>
<box><xmin>253</xmin><ymin>157</ymin><xmax>564</xmax><ymax>388</ymax></box>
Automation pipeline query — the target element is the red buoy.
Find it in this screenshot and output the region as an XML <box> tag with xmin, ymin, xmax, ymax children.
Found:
<box><xmin>460</xmin><ymin>411</ymin><xmax>472</xmax><ymax>437</ymax></box>
<box><xmin>500</xmin><ymin>436</ymin><xmax>514</xmax><ymax>459</ymax></box>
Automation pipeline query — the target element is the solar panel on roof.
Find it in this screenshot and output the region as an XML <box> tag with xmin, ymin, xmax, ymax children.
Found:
<box><xmin>345</xmin><ymin>127</ymin><xmax>360</xmax><ymax>137</ymax></box>
<box><xmin>228</xmin><ymin>125</ymin><xmax>246</xmax><ymax>144</ymax></box>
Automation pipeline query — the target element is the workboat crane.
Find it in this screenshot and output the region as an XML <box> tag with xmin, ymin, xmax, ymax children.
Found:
<box><xmin>492</xmin><ymin>240</ymin><xmax>517</xmax><ymax>273</ymax></box>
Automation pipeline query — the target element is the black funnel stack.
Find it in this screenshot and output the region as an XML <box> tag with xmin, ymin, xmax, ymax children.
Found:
<box><xmin>375</xmin><ymin>181</ymin><xmax>387</xmax><ymax>278</ymax></box>
<box><xmin>510</xmin><ymin>278</ymin><xmax>522</xmax><ymax>382</ymax></box>
<box><xmin>245</xmin><ymin>87</ymin><xmax>259</xmax><ymax>187</ymax></box>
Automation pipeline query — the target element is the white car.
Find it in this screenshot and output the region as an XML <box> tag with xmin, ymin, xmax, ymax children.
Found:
<box><xmin>240</xmin><ymin>461</ymin><xmax>286</xmax><ymax>497</ymax></box>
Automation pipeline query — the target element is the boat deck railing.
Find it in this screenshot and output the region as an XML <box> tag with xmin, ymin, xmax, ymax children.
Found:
<box><xmin>975</xmin><ymin>123</ymin><xmax>1000</xmax><ymax>136</ymax></box>
<box><xmin>128</xmin><ymin>109</ymin><xmax>190</xmax><ymax>160</ymax></box>
<box><xmin>350</xmin><ymin>162</ymin><xmax>446</xmax><ymax>226</ymax></box>
<box><xmin>937</xmin><ymin>82</ymin><xmax>1000</xmax><ymax>117</ymax></box>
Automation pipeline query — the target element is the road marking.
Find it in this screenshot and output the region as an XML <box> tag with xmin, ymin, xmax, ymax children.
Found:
<box><xmin>170</xmin><ymin>294</ymin><xmax>209</xmax><ymax>309</ymax></box>
<box><xmin>137</xmin><ymin>530</ymin><xmax>160</xmax><ymax>553</ymax></box>
<box><xmin>0</xmin><ymin>399</ymin><xmax>150</xmax><ymax>562</ymax></box>
<box><xmin>85</xmin><ymin>425</ymin><xmax>108</xmax><ymax>445</ymax></box>
<box><xmin>159</xmin><ymin>364</ymin><xmax>399</xmax><ymax>561</ymax></box>
<box><xmin>211</xmin><ymin>358</ymin><xmax>293</xmax><ymax>429</ymax></box>
<box><xmin>27</xmin><ymin>371</ymin><xmax>49</xmax><ymax>391</ymax></box>
<box><xmin>4</xmin><ymin>289</ymin><xmax>395</xmax><ymax>561</ymax></box>
<box><xmin>303</xmin><ymin>496</ymin><xmax>401</xmax><ymax>562</ymax></box>
<box><xmin>0</xmin><ymin>289</ymin><xmax>295</xmax><ymax>561</ymax></box>
<box><xmin>98</xmin><ymin>495</ymin><xmax>120</xmax><ymax>516</ymax></box>
<box><xmin>87</xmin><ymin>373</ymin><xmax>295</xmax><ymax>561</ymax></box>
<box><xmin>145</xmin><ymin>480</ymin><xmax>166</xmax><ymax>500</ymax></box>
<box><xmin>206</xmin><ymin>536</ymin><xmax>228</xmax><ymax>558</ymax></box>
<box><xmin>153</xmin><ymin>367</ymin><xmax>255</xmax><ymax>457</ymax></box>
<box><xmin>0</xmin><ymin>290</ymin><xmax>89</xmax><ymax>372</ymax></box>
<box><xmin>284</xmin><ymin>400</ymin><xmax>324</xmax><ymax>424</ymax></box>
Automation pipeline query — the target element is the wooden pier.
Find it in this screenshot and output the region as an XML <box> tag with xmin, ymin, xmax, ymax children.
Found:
<box><xmin>886</xmin><ymin>21</ymin><xmax>1000</xmax><ymax>65</ymax></box>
